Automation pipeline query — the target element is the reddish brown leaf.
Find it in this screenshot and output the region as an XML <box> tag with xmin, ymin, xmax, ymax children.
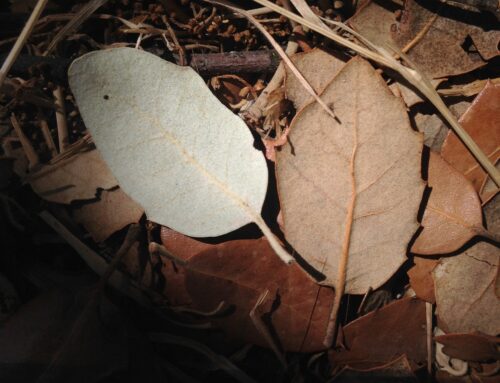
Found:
<box><xmin>407</xmin><ymin>256</ymin><xmax>439</xmax><ymax>303</ymax></box>
<box><xmin>434</xmin><ymin>333</ymin><xmax>500</xmax><ymax>362</ymax></box>
<box><xmin>160</xmin><ymin>227</ymin><xmax>334</xmax><ymax>352</ymax></box>
<box><xmin>441</xmin><ymin>81</ymin><xmax>500</xmax><ymax>203</ymax></box>
<box><xmin>333</xmin><ymin>355</ymin><xmax>418</xmax><ymax>383</ymax></box>
<box><xmin>412</xmin><ymin>153</ymin><xmax>487</xmax><ymax>255</ymax></box>
<box><xmin>329</xmin><ymin>298</ymin><xmax>427</xmax><ymax>370</ymax></box>
<box><xmin>390</xmin><ymin>0</ymin><xmax>499</xmax><ymax>78</ymax></box>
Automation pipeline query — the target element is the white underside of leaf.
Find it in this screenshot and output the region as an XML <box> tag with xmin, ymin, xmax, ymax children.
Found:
<box><xmin>68</xmin><ymin>48</ymin><xmax>268</xmax><ymax>238</ymax></box>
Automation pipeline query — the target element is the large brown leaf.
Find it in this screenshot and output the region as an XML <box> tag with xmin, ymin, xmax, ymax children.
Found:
<box><xmin>412</xmin><ymin>153</ymin><xmax>487</xmax><ymax>255</ymax></box>
<box><xmin>441</xmin><ymin>81</ymin><xmax>500</xmax><ymax>203</ymax></box>
<box><xmin>276</xmin><ymin>57</ymin><xmax>424</xmax><ymax>293</ymax></box>
<box><xmin>391</xmin><ymin>0</ymin><xmax>499</xmax><ymax>78</ymax></box>
<box><xmin>329</xmin><ymin>298</ymin><xmax>427</xmax><ymax>370</ymax></box>
<box><xmin>159</xmin><ymin>227</ymin><xmax>334</xmax><ymax>352</ymax></box>
<box><xmin>285</xmin><ymin>48</ymin><xmax>345</xmax><ymax>111</ymax></box>
<box><xmin>26</xmin><ymin>149</ymin><xmax>117</xmax><ymax>204</ymax></box>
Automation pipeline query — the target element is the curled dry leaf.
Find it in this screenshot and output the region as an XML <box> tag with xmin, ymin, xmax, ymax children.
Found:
<box><xmin>277</xmin><ymin>57</ymin><xmax>424</xmax><ymax>293</ymax></box>
<box><xmin>434</xmin><ymin>332</ymin><xmax>500</xmax><ymax>362</ymax></box>
<box><xmin>73</xmin><ymin>187</ymin><xmax>144</xmax><ymax>242</ymax></box>
<box><xmin>159</xmin><ymin>227</ymin><xmax>334</xmax><ymax>352</ymax></box>
<box><xmin>26</xmin><ymin>149</ymin><xmax>117</xmax><ymax>204</ymax></box>
<box><xmin>391</xmin><ymin>0</ymin><xmax>499</xmax><ymax>78</ymax></box>
<box><xmin>285</xmin><ymin>48</ymin><xmax>345</xmax><ymax>111</ymax></box>
<box><xmin>69</xmin><ymin>48</ymin><xmax>292</xmax><ymax>262</ymax></box>
<box><xmin>441</xmin><ymin>81</ymin><xmax>500</xmax><ymax>203</ymax></box>
<box><xmin>329</xmin><ymin>298</ymin><xmax>427</xmax><ymax>370</ymax></box>
<box><xmin>412</xmin><ymin>153</ymin><xmax>487</xmax><ymax>255</ymax></box>
<box><xmin>407</xmin><ymin>256</ymin><xmax>439</xmax><ymax>303</ymax></box>
<box><xmin>433</xmin><ymin>242</ymin><xmax>500</xmax><ymax>336</ymax></box>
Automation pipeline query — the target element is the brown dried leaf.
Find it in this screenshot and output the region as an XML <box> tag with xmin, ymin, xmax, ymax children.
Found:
<box><xmin>333</xmin><ymin>355</ymin><xmax>418</xmax><ymax>383</ymax></box>
<box><xmin>348</xmin><ymin>0</ymin><xmax>398</xmax><ymax>49</ymax></box>
<box><xmin>408</xmin><ymin>256</ymin><xmax>439</xmax><ymax>303</ymax></box>
<box><xmin>73</xmin><ymin>188</ymin><xmax>144</xmax><ymax>242</ymax></box>
<box><xmin>159</xmin><ymin>227</ymin><xmax>334</xmax><ymax>352</ymax></box>
<box><xmin>329</xmin><ymin>298</ymin><xmax>427</xmax><ymax>370</ymax></box>
<box><xmin>412</xmin><ymin>101</ymin><xmax>470</xmax><ymax>151</ymax></box>
<box><xmin>285</xmin><ymin>48</ymin><xmax>345</xmax><ymax>111</ymax></box>
<box><xmin>434</xmin><ymin>333</ymin><xmax>500</xmax><ymax>362</ymax></box>
<box><xmin>391</xmin><ymin>0</ymin><xmax>499</xmax><ymax>78</ymax></box>
<box><xmin>277</xmin><ymin>57</ymin><xmax>424</xmax><ymax>293</ymax></box>
<box><xmin>441</xmin><ymin>81</ymin><xmax>500</xmax><ymax>203</ymax></box>
<box><xmin>433</xmin><ymin>242</ymin><xmax>500</xmax><ymax>335</ymax></box>
<box><xmin>412</xmin><ymin>153</ymin><xmax>487</xmax><ymax>255</ymax></box>
<box><xmin>26</xmin><ymin>149</ymin><xmax>117</xmax><ymax>204</ymax></box>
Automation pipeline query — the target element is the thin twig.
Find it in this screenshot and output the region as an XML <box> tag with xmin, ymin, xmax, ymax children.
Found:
<box><xmin>39</xmin><ymin>210</ymin><xmax>149</xmax><ymax>306</ymax></box>
<box><xmin>149</xmin><ymin>241</ymin><xmax>188</xmax><ymax>265</ymax></box>
<box><xmin>10</xmin><ymin>113</ymin><xmax>39</xmax><ymax>169</ymax></box>
<box><xmin>426</xmin><ymin>302</ymin><xmax>433</xmax><ymax>377</ymax></box>
<box><xmin>162</xmin><ymin>15</ymin><xmax>187</xmax><ymax>66</ymax></box>
<box><xmin>37</xmin><ymin>224</ymin><xmax>141</xmax><ymax>380</ymax></box>
<box><xmin>249</xmin><ymin>290</ymin><xmax>287</xmax><ymax>368</ymax></box>
<box><xmin>53</xmin><ymin>86</ymin><xmax>69</xmax><ymax>153</ymax></box>
<box><xmin>148</xmin><ymin>333</ymin><xmax>258</xmax><ymax>383</ymax></box>
<box><xmin>0</xmin><ymin>0</ymin><xmax>48</xmax><ymax>88</ymax></box>
<box><xmin>37</xmin><ymin>109</ymin><xmax>58</xmax><ymax>157</ymax></box>
<box><xmin>401</xmin><ymin>13</ymin><xmax>439</xmax><ymax>54</ymax></box>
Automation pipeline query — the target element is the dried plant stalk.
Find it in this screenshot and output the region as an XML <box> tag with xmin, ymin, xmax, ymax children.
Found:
<box><xmin>43</xmin><ymin>0</ymin><xmax>108</xmax><ymax>55</ymax></box>
<box><xmin>53</xmin><ymin>86</ymin><xmax>69</xmax><ymax>152</ymax></box>
<box><xmin>10</xmin><ymin>113</ymin><xmax>39</xmax><ymax>168</ymax></box>
<box><xmin>37</xmin><ymin>109</ymin><xmax>58</xmax><ymax>157</ymax></box>
<box><xmin>0</xmin><ymin>0</ymin><xmax>48</xmax><ymax>88</ymax></box>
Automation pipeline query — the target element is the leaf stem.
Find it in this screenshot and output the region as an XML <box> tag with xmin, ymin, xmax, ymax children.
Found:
<box><xmin>252</xmin><ymin>214</ymin><xmax>295</xmax><ymax>264</ymax></box>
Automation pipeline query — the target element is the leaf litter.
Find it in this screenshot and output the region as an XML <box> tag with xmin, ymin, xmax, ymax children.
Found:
<box><xmin>1</xmin><ymin>0</ymin><xmax>499</xmax><ymax>382</ymax></box>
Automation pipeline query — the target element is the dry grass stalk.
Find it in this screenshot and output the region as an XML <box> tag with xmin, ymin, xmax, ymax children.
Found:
<box><xmin>43</xmin><ymin>0</ymin><xmax>108</xmax><ymax>55</ymax></box>
<box><xmin>10</xmin><ymin>113</ymin><xmax>39</xmax><ymax>169</ymax></box>
<box><xmin>290</xmin><ymin>0</ymin><xmax>328</xmax><ymax>28</ymax></box>
<box><xmin>251</xmin><ymin>0</ymin><xmax>500</xmax><ymax>188</ymax></box>
<box><xmin>250</xmin><ymin>290</ymin><xmax>288</xmax><ymax>368</ymax></box>
<box><xmin>0</xmin><ymin>0</ymin><xmax>48</xmax><ymax>88</ymax></box>
<box><xmin>37</xmin><ymin>109</ymin><xmax>58</xmax><ymax>157</ymax></box>
<box><xmin>53</xmin><ymin>86</ymin><xmax>69</xmax><ymax>153</ymax></box>
<box><xmin>426</xmin><ymin>302</ymin><xmax>433</xmax><ymax>375</ymax></box>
